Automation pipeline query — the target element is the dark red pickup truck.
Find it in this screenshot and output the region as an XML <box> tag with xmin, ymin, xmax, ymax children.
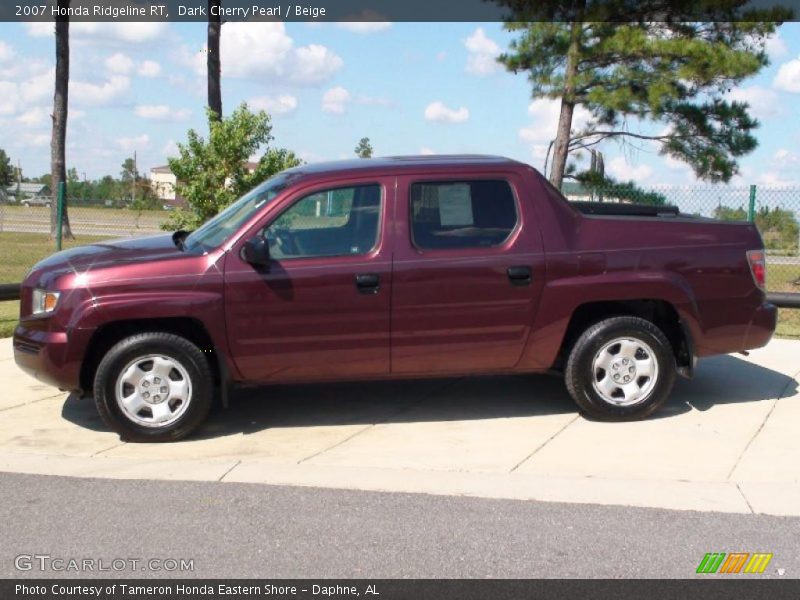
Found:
<box><xmin>13</xmin><ymin>156</ymin><xmax>776</xmax><ymax>441</ymax></box>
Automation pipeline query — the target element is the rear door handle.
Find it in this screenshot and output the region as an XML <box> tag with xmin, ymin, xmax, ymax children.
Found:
<box><xmin>355</xmin><ymin>273</ymin><xmax>381</xmax><ymax>294</ymax></box>
<box><xmin>507</xmin><ymin>266</ymin><xmax>532</xmax><ymax>286</ymax></box>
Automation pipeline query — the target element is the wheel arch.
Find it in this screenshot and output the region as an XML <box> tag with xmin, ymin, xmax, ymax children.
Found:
<box><xmin>80</xmin><ymin>317</ymin><xmax>221</xmax><ymax>393</ymax></box>
<box><xmin>555</xmin><ymin>299</ymin><xmax>694</xmax><ymax>376</ymax></box>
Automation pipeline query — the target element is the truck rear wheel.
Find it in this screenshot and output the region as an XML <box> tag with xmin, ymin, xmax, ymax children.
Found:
<box><xmin>93</xmin><ymin>332</ymin><xmax>213</xmax><ymax>442</ymax></box>
<box><xmin>565</xmin><ymin>316</ymin><xmax>676</xmax><ymax>420</ymax></box>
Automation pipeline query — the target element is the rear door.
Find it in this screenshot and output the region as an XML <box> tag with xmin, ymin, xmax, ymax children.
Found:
<box><xmin>224</xmin><ymin>177</ymin><xmax>393</xmax><ymax>382</ymax></box>
<box><xmin>390</xmin><ymin>172</ymin><xmax>545</xmax><ymax>374</ymax></box>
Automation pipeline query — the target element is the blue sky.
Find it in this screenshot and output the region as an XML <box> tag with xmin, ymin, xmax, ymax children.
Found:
<box><xmin>1</xmin><ymin>20</ymin><xmax>800</xmax><ymax>188</ymax></box>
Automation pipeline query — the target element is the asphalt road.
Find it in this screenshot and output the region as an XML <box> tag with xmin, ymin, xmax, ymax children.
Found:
<box><xmin>0</xmin><ymin>472</ymin><xmax>798</xmax><ymax>579</ymax></box>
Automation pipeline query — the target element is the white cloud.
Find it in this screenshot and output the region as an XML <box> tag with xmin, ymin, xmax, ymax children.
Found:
<box><xmin>518</xmin><ymin>99</ymin><xmax>593</xmax><ymax>160</ymax></box>
<box><xmin>664</xmin><ymin>155</ymin><xmax>690</xmax><ymax>172</ymax></box>
<box><xmin>0</xmin><ymin>82</ymin><xmax>19</xmax><ymax>115</ymax></box>
<box><xmin>607</xmin><ymin>156</ymin><xmax>653</xmax><ymax>182</ymax></box>
<box><xmin>134</xmin><ymin>105</ymin><xmax>191</xmax><ymax>120</ymax></box>
<box><xmin>765</xmin><ymin>33</ymin><xmax>788</xmax><ymax>60</ymax></box>
<box><xmin>337</xmin><ymin>21</ymin><xmax>391</xmax><ymax>33</ymax></box>
<box><xmin>16</xmin><ymin>106</ymin><xmax>49</xmax><ymax>126</ymax></box>
<box><xmin>182</xmin><ymin>23</ymin><xmax>342</xmax><ymax>86</ymax></box>
<box><xmin>105</xmin><ymin>52</ymin><xmax>134</xmax><ymax>75</ymax></box>
<box><xmin>19</xmin><ymin>132</ymin><xmax>50</xmax><ymax>147</ymax></box>
<box><xmin>137</xmin><ymin>60</ymin><xmax>162</xmax><ymax>77</ymax></box>
<box><xmin>26</xmin><ymin>22</ymin><xmax>168</xmax><ymax>44</ymax></box>
<box><xmin>249</xmin><ymin>94</ymin><xmax>298</xmax><ymax>115</ymax></box>
<box><xmin>161</xmin><ymin>139</ymin><xmax>179</xmax><ymax>157</ymax></box>
<box><xmin>24</xmin><ymin>23</ymin><xmax>53</xmax><ymax>37</ymax></box>
<box><xmin>19</xmin><ymin>69</ymin><xmax>54</xmax><ymax>104</ymax></box>
<box><xmin>727</xmin><ymin>85</ymin><xmax>781</xmax><ymax>120</ymax></box>
<box><xmin>424</xmin><ymin>101</ymin><xmax>469</xmax><ymax>124</ymax></box>
<box><xmin>0</xmin><ymin>41</ymin><xmax>15</xmax><ymax>63</ymax></box>
<box><xmin>773</xmin><ymin>56</ymin><xmax>800</xmax><ymax>93</ymax></box>
<box><xmin>757</xmin><ymin>171</ymin><xmax>799</xmax><ymax>186</ymax></box>
<box><xmin>116</xmin><ymin>134</ymin><xmax>150</xmax><ymax>151</ymax></box>
<box><xmin>322</xmin><ymin>87</ymin><xmax>351</xmax><ymax>114</ymax></box>
<box><xmin>420</xmin><ymin>147</ymin><xmax>435</xmax><ymax>155</ymax></box>
<box><xmin>464</xmin><ymin>27</ymin><xmax>501</xmax><ymax>76</ymax></box>
<box><xmin>291</xmin><ymin>44</ymin><xmax>345</xmax><ymax>85</ymax></box>
<box><xmin>71</xmin><ymin>76</ymin><xmax>130</xmax><ymax>106</ymax></box>
<box><xmin>772</xmin><ymin>148</ymin><xmax>800</xmax><ymax>167</ymax></box>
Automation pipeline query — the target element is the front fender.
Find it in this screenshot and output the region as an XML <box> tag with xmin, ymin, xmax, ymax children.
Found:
<box><xmin>73</xmin><ymin>288</ymin><xmax>239</xmax><ymax>380</ymax></box>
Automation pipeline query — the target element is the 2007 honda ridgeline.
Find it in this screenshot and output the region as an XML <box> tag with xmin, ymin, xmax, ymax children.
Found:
<box><xmin>14</xmin><ymin>156</ymin><xmax>776</xmax><ymax>441</ymax></box>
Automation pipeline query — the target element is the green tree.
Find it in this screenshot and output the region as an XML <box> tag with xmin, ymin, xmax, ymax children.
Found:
<box><xmin>755</xmin><ymin>206</ymin><xmax>799</xmax><ymax>254</ymax></box>
<box><xmin>94</xmin><ymin>175</ymin><xmax>119</xmax><ymax>202</ymax></box>
<box><xmin>0</xmin><ymin>149</ymin><xmax>13</xmax><ymax>186</ymax></box>
<box><xmin>355</xmin><ymin>137</ymin><xmax>373</xmax><ymax>159</ymax></box>
<box><xmin>497</xmin><ymin>3</ymin><xmax>784</xmax><ymax>189</ymax></box>
<box><xmin>120</xmin><ymin>157</ymin><xmax>138</xmax><ymax>183</ymax></box>
<box><xmin>66</xmin><ymin>167</ymin><xmax>79</xmax><ymax>196</ymax></box>
<box><xmin>164</xmin><ymin>103</ymin><xmax>301</xmax><ymax>230</ymax></box>
<box><xmin>714</xmin><ymin>205</ymin><xmax>748</xmax><ymax>221</ymax></box>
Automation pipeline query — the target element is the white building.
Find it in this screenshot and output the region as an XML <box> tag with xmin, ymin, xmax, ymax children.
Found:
<box><xmin>150</xmin><ymin>162</ymin><xmax>260</xmax><ymax>207</ymax></box>
<box><xmin>150</xmin><ymin>165</ymin><xmax>177</xmax><ymax>202</ymax></box>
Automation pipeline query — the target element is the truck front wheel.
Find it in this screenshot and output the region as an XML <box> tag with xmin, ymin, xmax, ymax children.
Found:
<box><xmin>93</xmin><ymin>332</ymin><xmax>213</xmax><ymax>442</ymax></box>
<box><xmin>565</xmin><ymin>316</ymin><xmax>676</xmax><ymax>420</ymax></box>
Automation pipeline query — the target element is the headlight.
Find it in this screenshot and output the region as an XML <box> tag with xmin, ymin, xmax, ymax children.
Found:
<box><xmin>31</xmin><ymin>289</ymin><xmax>60</xmax><ymax>315</ymax></box>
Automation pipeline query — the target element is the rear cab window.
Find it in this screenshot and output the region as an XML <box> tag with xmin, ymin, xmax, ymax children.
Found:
<box><xmin>409</xmin><ymin>179</ymin><xmax>519</xmax><ymax>250</ymax></box>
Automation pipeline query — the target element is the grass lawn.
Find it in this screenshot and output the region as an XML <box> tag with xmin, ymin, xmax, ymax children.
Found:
<box><xmin>0</xmin><ymin>301</ymin><xmax>17</xmax><ymax>338</ymax></box>
<box><xmin>0</xmin><ymin>231</ymin><xmax>108</xmax><ymax>284</ymax></box>
<box><xmin>769</xmin><ymin>263</ymin><xmax>800</xmax><ymax>339</ymax></box>
<box><xmin>0</xmin><ymin>232</ymin><xmax>799</xmax><ymax>338</ymax></box>
<box><xmin>0</xmin><ymin>232</ymin><xmax>108</xmax><ymax>338</ymax></box>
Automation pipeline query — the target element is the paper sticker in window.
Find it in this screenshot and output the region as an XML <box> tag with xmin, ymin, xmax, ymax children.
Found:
<box><xmin>437</xmin><ymin>184</ymin><xmax>473</xmax><ymax>226</ymax></box>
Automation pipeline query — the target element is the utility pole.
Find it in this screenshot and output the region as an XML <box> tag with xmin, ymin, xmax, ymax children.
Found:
<box><xmin>16</xmin><ymin>159</ymin><xmax>21</xmax><ymax>200</ymax></box>
<box><xmin>132</xmin><ymin>151</ymin><xmax>137</xmax><ymax>205</ymax></box>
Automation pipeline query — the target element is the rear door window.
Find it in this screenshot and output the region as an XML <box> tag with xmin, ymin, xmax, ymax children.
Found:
<box><xmin>409</xmin><ymin>180</ymin><xmax>518</xmax><ymax>250</ymax></box>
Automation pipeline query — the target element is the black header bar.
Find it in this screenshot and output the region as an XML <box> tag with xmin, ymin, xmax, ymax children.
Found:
<box><xmin>2</xmin><ymin>0</ymin><xmax>799</xmax><ymax>23</ymax></box>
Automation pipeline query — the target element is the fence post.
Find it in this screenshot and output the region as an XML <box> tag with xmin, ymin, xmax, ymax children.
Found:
<box><xmin>747</xmin><ymin>184</ymin><xmax>756</xmax><ymax>222</ymax></box>
<box><xmin>55</xmin><ymin>181</ymin><xmax>65</xmax><ymax>251</ymax></box>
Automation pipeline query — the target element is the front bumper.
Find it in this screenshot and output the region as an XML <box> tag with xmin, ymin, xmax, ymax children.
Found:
<box><xmin>13</xmin><ymin>322</ymin><xmax>87</xmax><ymax>392</ymax></box>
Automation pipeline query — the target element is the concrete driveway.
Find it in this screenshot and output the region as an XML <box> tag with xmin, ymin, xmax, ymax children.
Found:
<box><xmin>1</xmin><ymin>338</ymin><xmax>798</xmax><ymax>516</ymax></box>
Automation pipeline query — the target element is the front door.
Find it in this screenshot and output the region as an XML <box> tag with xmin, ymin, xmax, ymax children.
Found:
<box><xmin>391</xmin><ymin>174</ymin><xmax>545</xmax><ymax>374</ymax></box>
<box><xmin>225</xmin><ymin>179</ymin><xmax>392</xmax><ymax>382</ymax></box>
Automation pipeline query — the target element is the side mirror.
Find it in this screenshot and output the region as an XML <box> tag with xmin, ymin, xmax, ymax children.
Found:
<box><xmin>241</xmin><ymin>236</ymin><xmax>270</xmax><ymax>267</ymax></box>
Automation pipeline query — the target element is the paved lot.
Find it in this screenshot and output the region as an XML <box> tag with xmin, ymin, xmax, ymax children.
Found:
<box><xmin>2</xmin><ymin>472</ymin><xmax>798</xmax><ymax>578</ymax></box>
<box><xmin>0</xmin><ymin>338</ymin><xmax>798</xmax><ymax>515</ymax></box>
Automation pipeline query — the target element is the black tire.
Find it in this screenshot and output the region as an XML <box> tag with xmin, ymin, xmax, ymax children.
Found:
<box><xmin>94</xmin><ymin>332</ymin><xmax>213</xmax><ymax>442</ymax></box>
<box><xmin>565</xmin><ymin>316</ymin><xmax>676</xmax><ymax>421</ymax></box>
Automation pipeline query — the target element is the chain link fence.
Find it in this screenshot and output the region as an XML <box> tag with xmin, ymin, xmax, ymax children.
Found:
<box><xmin>1</xmin><ymin>186</ymin><xmax>799</xmax><ymax>293</ymax></box>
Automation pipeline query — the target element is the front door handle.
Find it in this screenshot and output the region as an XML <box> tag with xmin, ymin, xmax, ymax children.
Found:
<box><xmin>355</xmin><ymin>273</ymin><xmax>381</xmax><ymax>294</ymax></box>
<box><xmin>507</xmin><ymin>266</ymin><xmax>532</xmax><ymax>286</ymax></box>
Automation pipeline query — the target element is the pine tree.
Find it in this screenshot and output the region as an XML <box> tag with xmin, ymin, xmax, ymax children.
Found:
<box><xmin>497</xmin><ymin>1</ymin><xmax>787</xmax><ymax>188</ymax></box>
<box><xmin>355</xmin><ymin>137</ymin><xmax>374</xmax><ymax>159</ymax></box>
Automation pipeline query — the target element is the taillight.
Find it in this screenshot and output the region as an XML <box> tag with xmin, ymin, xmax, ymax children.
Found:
<box><xmin>747</xmin><ymin>250</ymin><xmax>766</xmax><ymax>291</ymax></box>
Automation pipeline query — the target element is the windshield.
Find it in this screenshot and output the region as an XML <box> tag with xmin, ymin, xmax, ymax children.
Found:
<box><xmin>183</xmin><ymin>174</ymin><xmax>294</xmax><ymax>252</ymax></box>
